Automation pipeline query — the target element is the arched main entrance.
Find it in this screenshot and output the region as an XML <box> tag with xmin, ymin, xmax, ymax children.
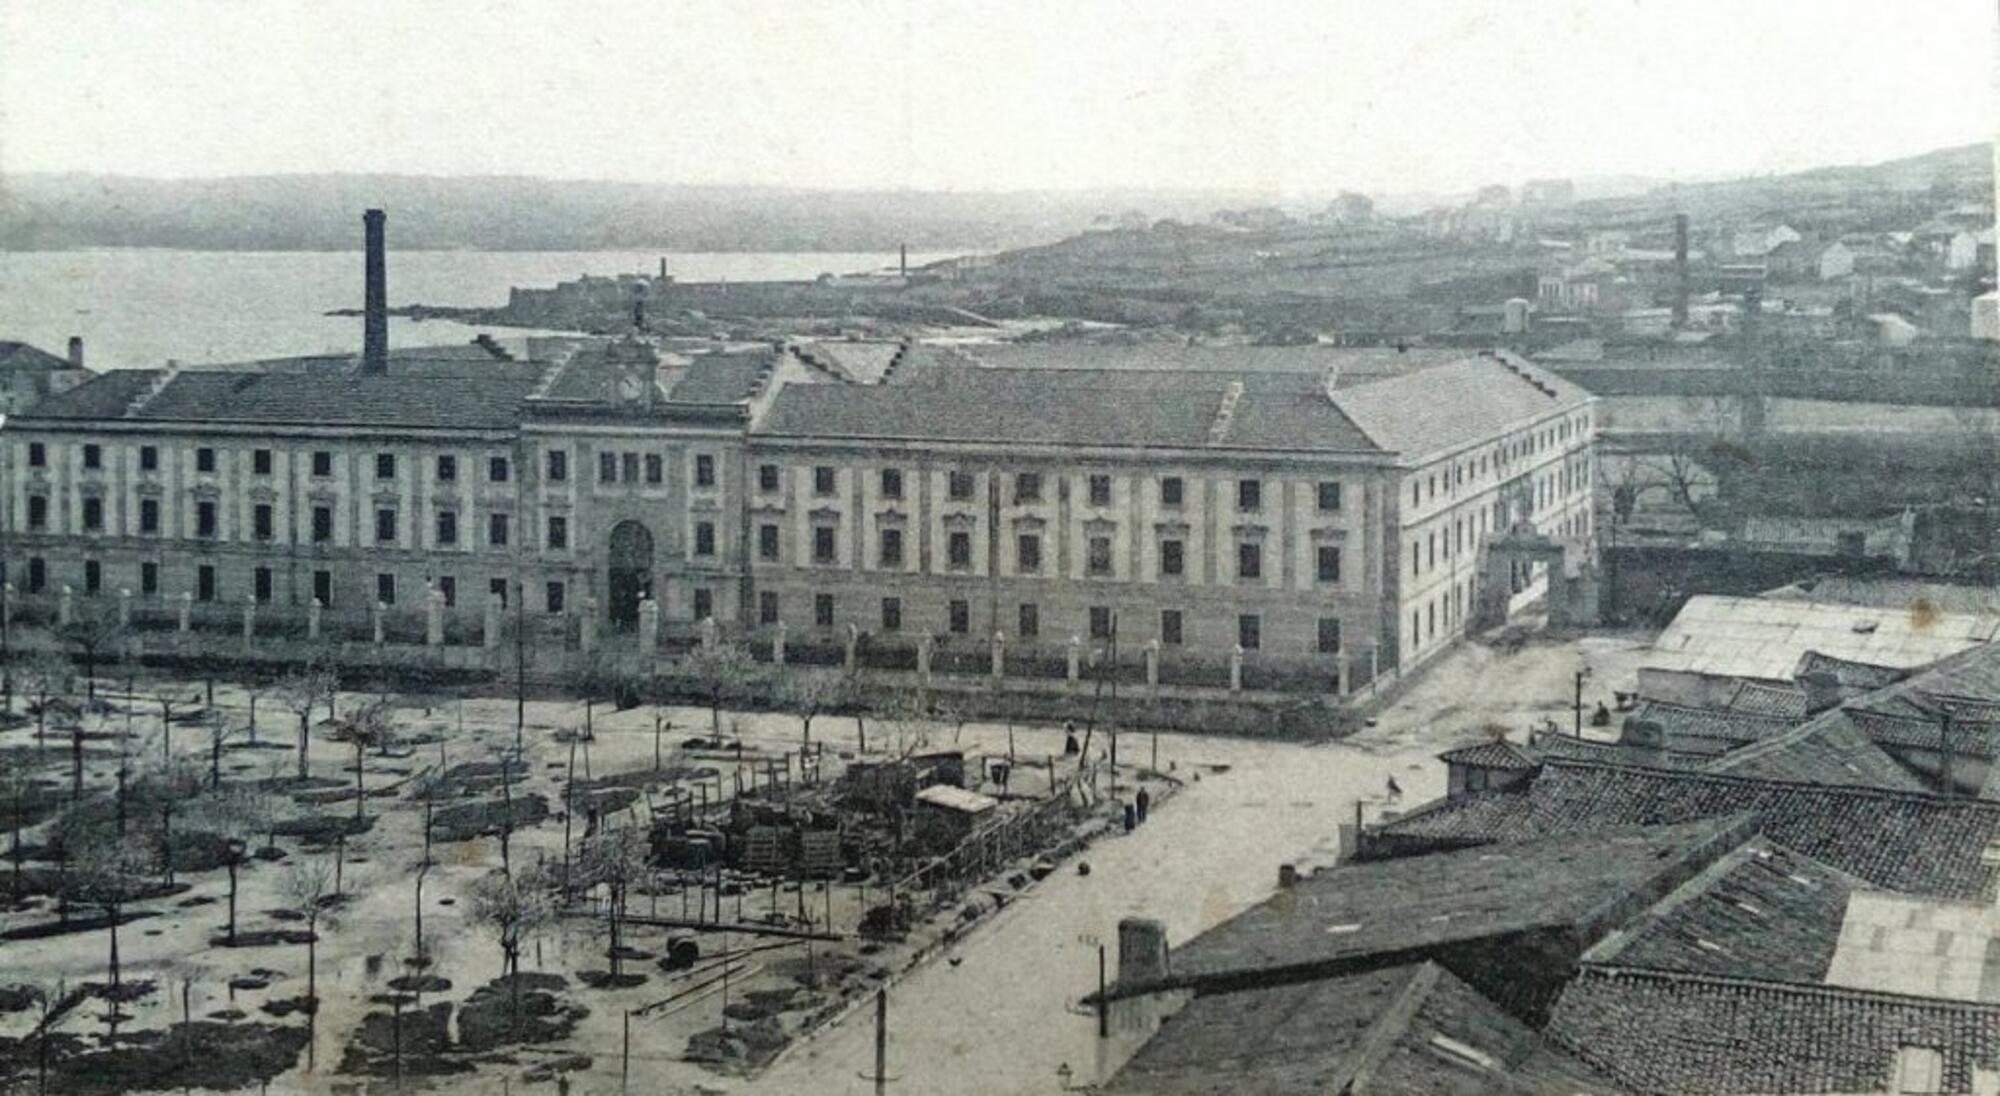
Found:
<box><xmin>607</xmin><ymin>520</ymin><xmax>655</xmax><ymax>629</ymax></box>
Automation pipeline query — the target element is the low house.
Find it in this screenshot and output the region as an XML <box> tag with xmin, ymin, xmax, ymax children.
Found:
<box><xmin>911</xmin><ymin>784</ymin><xmax>997</xmax><ymax>852</ymax></box>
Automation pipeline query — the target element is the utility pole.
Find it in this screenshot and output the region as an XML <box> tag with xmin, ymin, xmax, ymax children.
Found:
<box><xmin>1942</xmin><ymin>706</ymin><xmax>1957</xmax><ymax>798</ymax></box>
<box><xmin>872</xmin><ymin>989</ymin><xmax>888</xmax><ymax>1096</ymax></box>
<box><xmin>1097</xmin><ymin>944</ymin><xmax>1108</xmax><ymax>1038</ymax></box>
<box><xmin>1573</xmin><ymin>668</ymin><xmax>1587</xmax><ymax>738</ymax></box>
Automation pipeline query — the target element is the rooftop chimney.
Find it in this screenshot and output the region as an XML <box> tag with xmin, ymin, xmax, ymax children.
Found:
<box><xmin>362</xmin><ymin>209</ymin><xmax>388</xmax><ymax>374</ymax></box>
<box><xmin>66</xmin><ymin>336</ymin><xmax>83</xmax><ymax>370</ymax></box>
<box><xmin>1672</xmin><ymin>213</ymin><xmax>1690</xmax><ymax>328</ymax></box>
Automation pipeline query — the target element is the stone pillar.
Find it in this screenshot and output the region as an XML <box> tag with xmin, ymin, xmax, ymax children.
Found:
<box><xmin>1145</xmin><ymin>638</ymin><xmax>1160</xmax><ymax>689</ymax></box>
<box><xmin>1229</xmin><ymin>645</ymin><xmax>1244</xmax><ymax>693</ymax></box>
<box><xmin>1368</xmin><ymin>646</ymin><xmax>1380</xmax><ymax>696</ymax></box>
<box><xmin>1066</xmin><ymin>635</ymin><xmax>1082</xmax><ymax>684</ymax></box>
<box><xmin>772</xmin><ymin>620</ymin><xmax>787</xmax><ymax>667</ymax></box>
<box><xmin>424</xmin><ymin>583</ymin><xmax>444</xmax><ymax>647</ymax></box>
<box><xmin>117</xmin><ymin>588</ymin><xmax>132</xmax><ymax>629</ymax></box>
<box><xmin>242</xmin><ymin>597</ymin><xmax>256</xmax><ymax>644</ymax></box>
<box><xmin>482</xmin><ymin>596</ymin><xmax>498</xmax><ymax>649</ymax></box>
<box><xmin>1335</xmin><ymin>653</ymin><xmax>1350</xmax><ymax>697</ymax></box>
<box><xmin>2</xmin><ymin>583</ymin><xmax>13</xmax><ymax>629</ymax></box>
<box><xmin>372</xmin><ymin>602</ymin><xmax>386</xmax><ymax>646</ymax></box>
<box><xmin>177</xmin><ymin>591</ymin><xmax>193</xmax><ymax>633</ymax></box>
<box><xmin>844</xmin><ymin>623</ymin><xmax>859</xmax><ymax>672</ymax></box>
<box><xmin>990</xmin><ymin>632</ymin><xmax>1005</xmax><ymax>680</ymax></box>
<box><xmin>917</xmin><ymin>633</ymin><xmax>934</xmax><ymax>686</ymax></box>
<box><xmin>1117</xmin><ymin>918</ymin><xmax>1170</xmax><ymax>986</ymax></box>
<box><xmin>579</xmin><ymin>596</ymin><xmax>599</xmax><ymax>654</ymax></box>
<box><xmin>310</xmin><ymin>598</ymin><xmax>325</xmax><ymax>642</ymax></box>
<box><xmin>638</xmin><ymin>596</ymin><xmax>660</xmax><ymax>655</ymax></box>
<box><xmin>699</xmin><ymin>615</ymin><xmax>718</xmax><ymax>651</ymax></box>
<box><xmin>57</xmin><ymin>585</ymin><xmax>72</xmax><ymax>627</ymax></box>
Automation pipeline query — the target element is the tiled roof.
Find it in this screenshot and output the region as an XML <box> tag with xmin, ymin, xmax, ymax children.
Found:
<box><xmin>1329</xmin><ymin>351</ymin><xmax>1594</xmax><ymax>462</ymax></box>
<box><xmin>1528</xmin><ymin>732</ymin><xmax>1725</xmax><ymax>768</ymax></box>
<box><xmin>1368</xmin><ymin>759</ymin><xmax>2000</xmax><ymax>900</ymax></box>
<box><xmin>1580</xmin><ymin>837</ymin><xmax>1866</xmax><ymax>984</ymax></box>
<box><xmin>1549</xmin><ymin>966</ymin><xmax>2000</xmax><ymax>1095</ymax></box>
<box><xmin>0</xmin><ymin>341</ymin><xmax>82</xmax><ymax>373</ymax></box>
<box><xmin>666</xmin><ymin>349</ymin><xmax>777</xmax><ymax>404</ymax></box>
<box><xmin>16</xmin><ymin>362</ymin><xmax>548</xmax><ymax>430</ymax></box>
<box><xmin>1703</xmin><ymin>709</ymin><xmax>1934</xmax><ymax>794</ymax></box>
<box><xmin>1725</xmin><ymin>680</ymin><xmax>1812</xmax><ymax>718</ymax></box>
<box><xmin>1792</xmin><ymin>650</ymin><xmax>1913</xmax><ymax>692</ymax></box>
<box><xmin>949</xmin><ymin>341</ymin><xmax>1471</xmax><ymax>377</ymax></box>
<box><xmin>1628</xmin><ymin>700</ymin><xmax>1796</xmax><ymax>743</ymax></box>
<box><xmin>1847</xmin><ymin>710</ymin><xmax>2000</xmax><ymax>761</ymax></box>
<box><xmin>1107</xmin><ymin>961</ymin><xmax>1620</xmax><ymax>1096</ymax></box>
<box><xmin>1437</xmin><ymin>739</ymin><xmax>1539</xmax><ymax>770</ymax></box>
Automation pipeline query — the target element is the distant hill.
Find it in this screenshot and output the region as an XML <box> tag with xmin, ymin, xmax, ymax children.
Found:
<box><xmin>0</xmin><ymin>173</ymin><xmax>1269</xmax><ymax>253</ymax></box>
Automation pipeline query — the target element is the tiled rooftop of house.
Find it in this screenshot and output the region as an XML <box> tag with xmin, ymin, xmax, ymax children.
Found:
<box><xmin>1702</xmin><ymin>708</ymin><xmax>1934</xmax><ymax>793</ymax></box>
<box><xmin>1646</xmin><ymin>595</ymin><xmax>2000</xmax><ymax>682</ymax></box>
<box><xmin>1627</xmin><ymin>699</ymin><xmax>1799</xmax><ymax>743</ymax></box>
<box><xmin>1369</xmin><ymin>759</ymin><xmax>2000</xmax><ymax>900</ymax></box>
<box><xmin>1436</xmin><ymin>739</ymin><xmax>1539</xmax><ymax>770</ymax></box>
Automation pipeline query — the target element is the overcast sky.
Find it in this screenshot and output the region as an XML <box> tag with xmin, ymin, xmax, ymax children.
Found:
<box><xmin>2</xmin><ymin>0</ymin><xmax>1993</xmax><ymax>197</ymax></box>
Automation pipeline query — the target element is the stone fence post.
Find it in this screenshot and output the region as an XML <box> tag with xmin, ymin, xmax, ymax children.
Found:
<box><xmin>1229</xmin><ymin>645</ymin><xmax>1244</xmax><ymax>693</ymax></box>
<box><xmin>990</xmin><ymin>631</ymin><xmax>1005</xmax><ymax>681</ymax></box>
<box><xmin>579</xmin><ymin>597</ymin><xmax>599</xmax><ymax>654</ymax></box>
<box><xmin>372</xmin><ymin>601</ymin><xmax>386</xmax><ymax>646</ymax></box>
<box><xmin>425</xmin><ymin>583</ymin><xmax>444</xmax><ymax>647</ymax></box>
<box><xmin>57</xmin><ymin>585</ymin><xmax>72</xmax><ymax>627</ymax></box>
<box><xmin>772</xmin><ymin>620</ymin><xmax>787</xmax><ymax>667</ymax></box>
<box><xmin>177</xmin><ymin>591</ymin><xmax>193</xmax><ymax>633</ymax></box>
<box><xmin>1145</xmin><ymin>639</ymin><xmax>1160</xmax><ymax>689</ymax></box>
<box><xmin>241</xmin><ymin>597</ymin><xmax>256</xmax><ymax>646</ymax></box>
<box><xmin>482</xmin><ymin>597</ymin><xmax>498</xmax><ymax>650</ymax></box>
<box><xmin>117</xmin><ymin>588</ymin><xmax>132</xmax><ymax>629</ymax></box>
<box><xmin>844</xmin><ymin>624</ymin><xmax>859</xmax><ymax>672</ymax></box>
<box><xmin>917</xmin><ymin>633</ymin><xmax>934</xmax><ymax>686</ymax></box>
<box><xmin>1066</xmin><ymin>635</ymin><xmax>1082</xmax><ymax>685</ymax></box>
<box><xmin>310</xmin><ymin>598</ymin><xmax>324</xmax><ymax>643</ymax></box>
<box><xmin>1336</xmin><ymin>653</ymin><xmax>1350</xmax><ymax>697</ymax></box>
<box><xmin>700</xmin><ymin>615</ymin><xmax>718</xmax><ymax>651</ymax></box>
<box><xmin>639</xmin><ymin>596</ymin><xmax>660</xmax><ymax>655</ymax></box>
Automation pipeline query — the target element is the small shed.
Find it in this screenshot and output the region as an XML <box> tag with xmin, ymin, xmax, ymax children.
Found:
<box><xmin>1438</xmin><ymin>740</ymin><xmax>1539</xmax><ymax>797</ymax></box>
<box><xmin>911</xmin><ymin>785</ymin><xmax>999</xmax><ymax>852</ymax></box>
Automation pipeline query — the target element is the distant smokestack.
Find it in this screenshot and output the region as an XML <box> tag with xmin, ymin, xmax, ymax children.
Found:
<box><xmin>66</xmin><ymin>336</ymin><xmax>83</xmax><ymax>369</ymax></box>
<box><xmin>899</xmin><ymin>243</ymin><xmax>908</xmax><ymax>278</ymax></box>
<box><xmin>1672</xmin><ymin>214</ymin><xmax>1690</xmax><ymax>328</ymax></box>
<box><xmin>362</xmin><ymin>209</ymin><xmax>388</xmax><ymax>373</ymax></box>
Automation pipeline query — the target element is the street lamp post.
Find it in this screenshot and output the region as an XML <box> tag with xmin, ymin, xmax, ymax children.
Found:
<box><xmin>1573</xmin><ymin>666</ymin><xmax>1592</xmax><ymax>738</ymax></box>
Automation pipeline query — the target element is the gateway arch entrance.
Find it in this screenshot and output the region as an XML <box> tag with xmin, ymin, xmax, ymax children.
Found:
<box><xmin>607</xmin><ymin>520</ymin><xmax>655</xmax><ymax>628</ymax></box>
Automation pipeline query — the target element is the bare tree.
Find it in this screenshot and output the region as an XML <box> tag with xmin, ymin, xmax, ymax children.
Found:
<box><xmin>271</xmin><ymin>659</ymin><xmax>338</xmax><ymax>782</ymax></box>
<box><xmin>466</xmin><ymin>863</ymin><xmax>557</xmax><ymax>1027</ymax></box>
<box><xmin>66</xmin><ymin>830</ymin><xmax>160</xmax><ymax>996</ymax></box>
<box><xmin>193</xmin><ymin>784</ymin><xmax>276</xmax><ymax>945</ymax></box>
<box><xmin>677</xmin><ymin>642</ymin><xmax>759</xmax><ymax>737</ymax></box>
<box><xmin>1</xmin><ymin>766</ymin><xmax>37</xmax><ymax>900</ymax></box>
<box><xmin>279</xmin><ymin>856</ymin><xmax>338</xmax><ymax>1007</ymax></box>
<box><xmin>56</xmin><ymin>606</ymin><xmax>125</xmax><ymax>702</ymax></box>
<box><xmin>781</xmin><ymin>670</ymin><xmax>845</xmax><ymax>751</ymax></box>
<box><xmin>331</xmin><ymin>696</ymin><xmax>395</xmax><ymax>825</ymax></box>
<box><xmin>18</xmin><ymin>651</ymin><xmax>72</xmax><ymax>750</ymax></box>
<box><xmin>576</xmin><ymin>826</ymin><xmax>649</xmax><ymax>978</ymax></box>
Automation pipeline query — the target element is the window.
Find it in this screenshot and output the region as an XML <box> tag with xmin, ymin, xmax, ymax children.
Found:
<box><xmin>82</xmin><ymin>444</ymin><xmax>101</xmax><ymax>470</ymax></box>
<box><xmin>139</xmin><ymin>498</ymin><xmax>159</xmax><ymax>535</ymax></box>
<box><xmin>436</xmin><ymin>455</ymin><xmax>457</xmax><ymax>481</ymax></box>
<box><xmin>1894</xmin><ymin>1046</ymin><xmax>1943</xmax><ymax>1094</ymax></box>
<box><xmin>314</xmin><ymin>570</ymin><xmax>332</xmax><ymax>607</ymax></box>
<box><xmin>947</xmin><ymin>531</ymin><xmax>972</xmax><ymax>569</ymax></box>
<box><xmin>1017</xmin><ymin>533</ymin><xmax>1042</xmax><ymax>573</ymax></box>
<box><xmin>253</xmin><ymin>448</ymin><xmax>273</xmax><ymax>476</ymax></box>
<box><xmin>546</xmin><ymin>516</ymin><xmax>568</xmax><ymax>550</ymax></box>
<box><xmin>28</xmin><ymin>442</ymin><xmax>45</xmax><ymax>468</ymax></box>
<box><xmin>949</xmin><ymin>599</ymin><xmax>969</xmax><ymax>634</ymax></box>
<box><xmin>253</xmin><ymin>503</ymin><xmax>273</xmax><ymax>541</ymax></box>
<box><xmin>83</xmin><ymin>559</ymin><xmax>100</xmax><ymax>594</ymax></box>
<box><xmin>546</xmin><ymin>449</ymin><xmax>568</xmax><ymax>481</ymax></box>
<box><xmin>881</xmin><ymin>468</ymin><xmax>903</xmax><ymax>499</ymax></box>
<box><xmin>948</xmin><ymin>471</ymin><xmax>975</xmax><ymax>500</ymax></box>
<box><xmin>142</xmin><ymin>562</ymin><xmax>159</xmax><ymax>596</ymax></box>
<box><xmin>436</xmin><ymin>510</ymin><xmax>458</xmax><ymax>546</ymax></box>
<box><xmin>313</xmin><ymin>506</ymin><xmax>333</xmax><ymax>544</ymax></box>
<box><xmin>483</xmin><ymin>577</ymin><xmax>506</xmax><ymax>608</ymax></box>
<box><xmin>1014</xmin><ymin>472</ymin><xmax>1042</xmax><ymax>503</ymax></box>
<box><xmin>197</xmin><ymin>500</ymin><xmax>218</xmax><ymax>538</ymax></box>
<box><xmin>488</xmin><ymin>512</ymin><xmax>509</xmax><ymax>547</ymax></box>
<box><xmin>439</xmin><ymin>576</ymin><xmax>456</xmax><ymax>608</ymax></box>
<box><xmin>880</xmin><ymin>597</ymin><xmax>901</xmax><ymax>632</ymax></box>
<box><xmin>377</xmin><ymin>573</ymin><xmax>396</xmax><ymax>606</ymax></box>
<box><xmin>1317</xmin><ymin>545</ymin><xmax>1342</xmax><ymax>584</ymax></box>
<box><xmin>813</xmin><ymin>466</ymin><xmax>836</xmax><ymax>495</ymax></box>
<box><xmin>644</xmin><ymin>453</ymin><xmax>663</xmax><ymax>485</ymax></box>
<box><xmin>622</xmin><ymin>452</ymin><xmax>638</xmax><ymax>484</ymax></box>
<box><xmin>599</xmin><ymin>452</ymin><xmax>618</xmax><ymax>484</ymax></box>
<box><xmin>1237</xmin><ymin>479</ymin><xmax>1261</xmax><ymax>511</ymax></box>
<box><xmin>1160</xmin><ymin>476</ymin><xmax>1184</xmax><ymax>507</ymax></box>
<box><xmin>26</xmin><ymin>495</ymin><xmax>45</xmax><ymax>530</ymax></box>
<box><xmin>813</xmin><ymin>526</ymin><xmax>836</xmax><ymax>563</ymax></box>
<box><xmin>1239</xmin><ymin>614</ymin><xmax>1261</xmax><ymax>651</ymax></box>
<box><xmin>197</xmin><ymin>447</ymin><xmax>216</xmax><ymax>473</ymax></box>
<box><xmin>375</xmin><ymin>453</ymin><xmax>395</xmax><ymax>480</ymax></box>
<box><xmin>26</xmin><ymin>557</ymin><xmax>44</xmax><ymax>593</ymax></box>
<box><xmin>1018</xmin><ymin>603</ymin><xmax>1039</xmax><ymax>639</ymax></box>
<box><xmin>546</xmin><ymin>581</ymin><xmax>566</xmax><ymax>614</ymax></box>
<box><xmin>695</xmin><ymin>521</ymin><xmax>716</xmax><ymax>557</ymax></box>
<box><xmin>1087</xmin><ymin>536</ymin><xmax>1112</xmax><ymax>576</ymax></box>
<box><xmin>140</xmin><ymin>445</ymin><xmax>158</xmax><ymax>472</ymax></box>
<box><xmin>1160</xmin><ymin>539</ymin><xmax>1184</xmax><ymax>577</ymax></box>
<box><xmin>1317</xmin><ymin>481</ymin><xmax>1342</xmax><ymax>511</ymax></box>
<box><xmin>1161</xmin><ymin>609</ymin><xmax>1183</xmax><ymax>646</ymax></box>
<box><xmin>1088</xmin><ymin>475</ymin><xmax>1111</xmax><ymax>507</ymax></box>
<box><xmin>197</xmin><ymin>565</ymin><xmax>216</xmax><ymax>602</ymax></box>
<box><xmin>758</xmin><ymin>591</ymin><xmax>779</xmax><ymax>624</ymax></box>
<box><xmin>1412</xmin><ymin>481</ymin><xmax>1420</xmax><ymax>506</ymax></box>
<box><xmin>693</xmin><ymin>587</ymin><xmax>713</xmax><ymax>621</ymax></box>
<box><xmin>1089</xmin><ymin>606</ymin><xmax>1112</xmax><ymax>640</ymax></box>
<box><xmin>489</xmin><ymin>456</ymin><xmax>510</xmax><ymax>483</ymax></box>
<box><xmin>878</xmin><ymin>528</ymin><xmax>903</xmax><ymax>567</ymax></box>
<box><xmin>376</xmin><ymin>508</ymin><xmax>398</xmax><ymax>544</ymax></box>
<box><xmin>1238</xmin><ymin>541</ymin><xmax>1262</xmax><ymax>580</ymax></box>
<box><xmin>311</xmin><ymin>450</ymin><xmax>332</xmax><ymax>477</ymax></box>
<box><xmin>814</xmin><ymin>594</ymin><xmax>835</xmax><ymax>627</ymax></box>
<box><xmin>758</xmin><ymin>463</ymin><xmax>780</xmax><ymax>493</ymax></box>
<box><xmin>758</xmin><ymin>523</ymin><xmax>780</xmax><ymax>561</ymax></box>
<box><xmin>1428</xmin><ymin>534</ymin><xmax>1436</xmax><ymax>569</ymax></box>
<box><xmin>694</xmin><ymin>454</ymin><xmax>716</xmax><ymax>488</ymax></box>
<box><xmin>1318</xmin><ymin>618</ymin><xmax>1342</xmax><ymax>654</ymax></box>
<box><xmin>81</xmin><ymin>497</ymin><xmax>102</xmax><ymax>532</ymax></box>
<box><xmin>254</xmin><ymin>567</ymin><xmax>272</xmax><ymax>604</ymax></box>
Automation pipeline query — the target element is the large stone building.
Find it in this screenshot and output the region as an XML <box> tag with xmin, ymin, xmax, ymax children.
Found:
<box><xmin>0</xmin><ymin>212</ymin><xmax>1597</xmax><ymax>694</ymax></box>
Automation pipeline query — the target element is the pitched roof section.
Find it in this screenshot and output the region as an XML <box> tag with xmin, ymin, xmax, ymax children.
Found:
<box><xmin>1107</xmin><ymin>961</ymin><xmax>1621</xmax><ymax>1096</ymax></box>
<box><xmin>1328</xmin><ymin>351</ymin><xmax>1593</xmax><ymax>462</ymax></box>
<box><xmin>1703</xmin><ymin>708</ymin><xmax>1934</xmax><ymax>794</ymax></box>
<box><xmin>1437</xmin><ymin>739</ymin><xmax>1539</xmax><ymax>770</ymax></box>
<box><xmin>1648</xmin><ymin>595</ymin><xmax>2000</xmax><ymax>682</ymax></box>
<box><xmin>1369</xmin><ymin>759</ymin><xmax>2000</xmax><ymax>900</ymax></box>
<box><xmin>1628</xmin><ymin>699</ymin><xmax>1798</xmax><ymax>744</ymax></box>
<box><xmin>0</xmin><ymin>341</ymin><xmax>83</xmax><ymax>373</ymax></box>
<box><xmin>17</xmin><ymin>362</ymin><xmax>549</xmax><ymax>431</ymax></box>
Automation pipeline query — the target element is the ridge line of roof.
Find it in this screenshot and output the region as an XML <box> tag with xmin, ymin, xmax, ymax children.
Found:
<box><xmin>1339</xmin><ymin>961</ymin><xmax>1445</xmax><ymax>1094</ymax></box>
<box><xmin>1571</xmin><ymin>962</ymin><xmax>2000</xmax><ymax>1014</ymax></box>
<box><xmin>1543</xmin><ymin>756</ymin><xmax>2000</xmax><ymax>808</ymax></box>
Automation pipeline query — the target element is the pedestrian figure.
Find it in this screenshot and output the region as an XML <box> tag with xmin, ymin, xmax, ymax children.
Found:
<box><xmin>1122</xmin><ymin>802</ymin><xmax>1137</xmax><ymax>832</ymax></box>
<box><xmin>1385</xmin><ymin>775</ymin><xmax>1403</xmax><ymax>799</ymax></box>
<box><xmin>1135</xmin><ymin>786</ymin><xmax>1151</xmax><ymax>824</ymax></box>
<box><xmin>1591</xmin><ymin>701</ymin><xmax>1612</xmax><ymax>727</ymax></box>
<box><xmin>1064</xmin><ymin>722</ymin><xmax>1080</xmax><ymax>756</ymax></box>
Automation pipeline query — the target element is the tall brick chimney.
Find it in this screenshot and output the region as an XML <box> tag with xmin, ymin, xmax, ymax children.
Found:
<box><xmin>1672</xmin><ymin>213</ymin><xmax>1690</xmax><ymax>328</ymax></box>
<box><xmin>362</xmin><ymin>209</ymin><xmax>388</xmax><ymax>373</ymax></box>
<box><xmin>66</xmin><ymin>336</ymin><xmax>83</xmax><ymax>369</ymax></box>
